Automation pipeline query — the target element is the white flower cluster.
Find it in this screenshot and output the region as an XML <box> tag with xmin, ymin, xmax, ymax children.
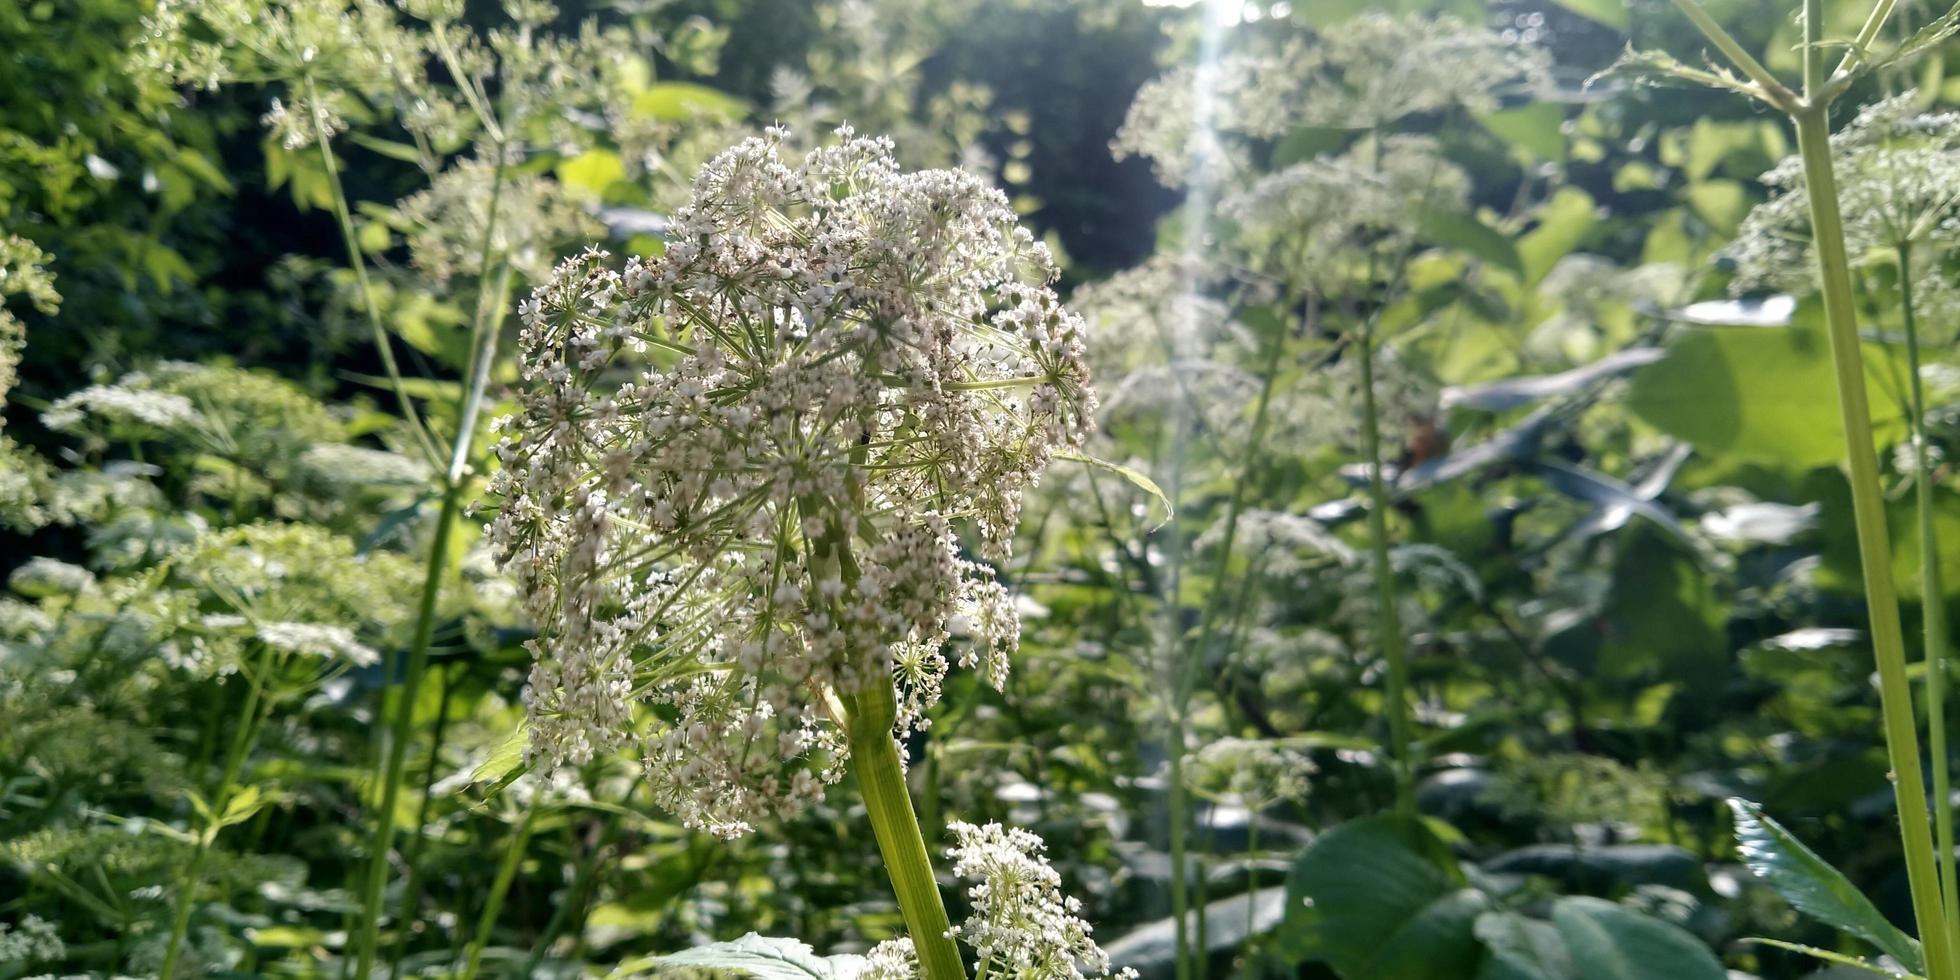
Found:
<box><xmin>944</xmin><ymin>821</ymin><xmax>1133</xmax><ymax>980</ymax></box>
<box><xmin>490</xmin><ymin>128</ymin><xmax>1095</xmax><ymax>837</ymax></box>
<box><xmin>1181</xmin><ymin>737</ymin><xmax>1316</xmax><ymax>808</ymax></box>
<box><xmin>1728</xmin><ymin>91</ymin><xmax>1960</xmax><ymax>296</ymax></box>
<box><xmin>0</xmin><ymin>915</ymin><xmax>64</xmax><ymax>965</ymax></box>
<box><xmin>1114</xmin><ymin>14</ymin><xmax>1546</xmax><ymax>187</ymax></box>
<box><xmin>200</xmin><ymin>616</ymin><xmax>383</xmax><ymax>667</ymax></box>
<box><xmin>394</xmin><ymin>157</ymin><xmax>603</xmax><ymax>286</ymax></box>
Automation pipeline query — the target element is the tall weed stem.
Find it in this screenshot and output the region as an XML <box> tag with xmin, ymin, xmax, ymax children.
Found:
<box><xmin>1793</xmin><ymin>103</ymin><xmax>1957</xmax><ymax>980</ymax></box>
<box><xmin>1900</xmin><ymin>244</ymin><xmax>1959</xmax><ymax>947</ymax></box>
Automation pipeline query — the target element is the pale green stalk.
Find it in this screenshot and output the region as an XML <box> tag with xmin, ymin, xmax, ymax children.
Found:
<box><xmin>1356</xmin><ymin>321</ymin><xmax>1414</xmax><ymax>819</ymax></box>
<box><xmin>1657</xmin><ymin>4</ymin><xmax>1957</xmax><ymax>971</ymax></box>
<box><xmin>459</xmin><ymin>800</ymin><xmax>539</xmax><ymax>980</ymax></box>
<box><xmin>159</xmin><ymin>644</ymin><xmax>275</xmax><ymax>980</ymax></box>
<box><xmin>350</xmin><ymin>123</ymin><xmax>513</xmax><ymax>980</ymax></box>
<box><xmin>302</xmin><ymin>74</ymin><xmax>438</xmax><ymax>465</ymax></box>
<box><xmin>809</xmin><ymin>506</ymin><xmax>965</xmax><ymax>980</ymax></box>
<box><xmin>846</xmin><ymin>683</ymin><xmax>967</xmax><ymax>980</ymax></box>
<box><xmin>1900</xmin><ymin>244</ymin><xmax>1959</xmax><ymax>947</ymax></box>
<box><xmin>1795</xmin><ymin>101</ymin><xmax>1957</xmax><ymax>980</ymax></box>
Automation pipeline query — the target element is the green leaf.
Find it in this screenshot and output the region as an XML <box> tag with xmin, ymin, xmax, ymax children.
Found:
<box><xmin>1727</xmin><ymin>798</ymin><xmax>1924</xmax><ymax>971</ymax></box>
<box><xmin>348</xmin><ymin>133</ymin><xmax>425</xmax><ymax>165</ymax></box>
<box><xmin>630</xmin><ymin>82</ymin><xmax>746</xmax><ymax>122</ymax></box>
<box><xmin>468</xmin><ymin>725</ymin><xmax>530</xmax><ymax>789</ymax></box>
<box><xmin>1517</xmin><ymin>188</ymin><xmax>1597</xmax><ymax>285</ymax></box>
<box><xmin>1281</xmin><ymin>817</ymin><xmax>1483</xmax><ymax>980</ymax></box>
<box><xmin>1414</xmin><ymin>204</ymin><xmax>1523</xmax><ymax>276</ymax></box>
<box><xmin>1685</xmin><ymin>179</ymin><xmax>1751</xmax><ymax>235</ymax></box>
<box><xmin>1478</xmin><ymin>104</ymin><xmax>1566</xmax><ymax>164</ymax></box>
<box><xmin>1055</xmin><ymin>451</ymin><xmax>1173</xmax><ymax>530</ymax></box>
<box><xmin>1475</xmin><ymin>911</ymin><xmax>1575</xmax><ymax>980</ymax></box>
<box><xmin>1272</xmin><ymin>126</ymin><xmax>1361</xmax><ymax>167</ymax></box>
<box><xmin>1626</xmin><ymin>315</ymin><xmax>1906</xmax><ymax>467</ymax></box>
<box><xmin>1548</xmin><ymin>0</ymin><xmax>1627</xmax><ymax>29</ymax></box>
<box><xmin>558</xmin><ymin>150</ymin><xmax>626</xmax><ymax>199</ymax></box>
<box><xmin>1550</xmin><ymin>897</ymin><xmax>1726</xmax><ymax>980</ymax></box>
<box><xmin>637</xmin><ymin>933</ymin><xmax>853</xmax><ymax>980</ymax></box>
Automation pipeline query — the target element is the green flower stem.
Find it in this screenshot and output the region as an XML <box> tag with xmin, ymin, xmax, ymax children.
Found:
<box><xmin>160</xmin><ymin>644</ymin><xmax>275</xmax><ymax>980</ymax></box>
<box><xmin>351</xmin><ymin>139</ymin><xmax>511</xmax><ymax>980</ymax></box>
<box><xmin>302</xmin><ymin>73</ymin><xmax>438</xmax><ymax>465</ymax></box>
<box><xmin>846</xmin><ymin>681</ymin><xmax>967</xmax><ymax>980</ymax></box>
<box><xmin>1356</xmin><ymin>322</ymin><xmax>1414</xmax><ymax>820</ymax></box>
<box><xmin>460</xmin><ymin>798</ymin><xmax>539</xmax><ymax>980</ymax></box>
<box><xmin>1900</xmin><ymin>244</ymin><xmax>1959</xmax><ymax>948</ymax></box>
<box><xmin>1794</xmin><ymin>103</ymin><xmax>1959</xmax><ymax>980</ymax></box>
<box><xmin>352</xmin><ymin>486</ymin><xmax>463</xmax><ymax>977</ymax></box>
<box><xmin>388</xmin><ymin>667</ymin><xmax>458</xmax><ymax>980</ymax></box>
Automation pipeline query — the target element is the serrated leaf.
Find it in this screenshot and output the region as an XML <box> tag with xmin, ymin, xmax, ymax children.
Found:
<box><xmin>1728</xmin><ymin>798</ymin><xmax>1924</xmax><ymax>972</ymax></box>
<box><xmin>640</xmin><ymin>933</ymin><xmax>843</xmax><ymax>980</ymax></box>
<box><xmin>1056</xmin><ymin>451</ymin><xmax>1173</xmax><ymax>530</ymax></box>
<box><xmin>1586</xmin><ymin>46</ymin><xmax>1764</xmax><ymax>103</ymax></box>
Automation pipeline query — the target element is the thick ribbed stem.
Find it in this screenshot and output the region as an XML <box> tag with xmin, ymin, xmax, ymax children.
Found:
<box><xmin>1795</xmin><ymin>105</ymin><xmax>1957</xmax><ymax>980</ymax></box>
<box><xmin>846</xmin><ymin>683</ymin><xmax>967</xmax><ymax>980</ymax></box>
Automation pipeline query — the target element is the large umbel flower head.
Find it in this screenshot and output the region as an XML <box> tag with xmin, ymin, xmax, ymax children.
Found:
<box><xmin>489</xmin><ymin>128</ymin><xmax>1095</xmax><ymax>837</ymax></box>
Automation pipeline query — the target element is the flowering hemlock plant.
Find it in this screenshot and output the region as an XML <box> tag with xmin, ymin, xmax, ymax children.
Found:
<box><xmin>490</xmin><ymin>126</ymin><xmax>1094</xmax><ymax>840</ymax></box>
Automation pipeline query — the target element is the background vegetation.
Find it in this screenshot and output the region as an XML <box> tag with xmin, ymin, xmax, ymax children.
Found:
<box><xmin>8</xmin><ymin>0</ymin><xmax>1960</xmax><ymax>977</ymax></box>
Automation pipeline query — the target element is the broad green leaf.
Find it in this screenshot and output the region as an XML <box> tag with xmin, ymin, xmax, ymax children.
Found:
<box><xmin>559</xmin><ymin>150</ymin><xmax>626</xmax><ymax>199</ymax></box>
<box><xmin>1281</xmin><ymin>817</ymin><xmax>1480</xmax><ymax>980</ymax></box>
<box><xmin>1550</xmin><ymin>897</ymin><xmax>1726</xmax><ymax>980</ymax></box>
<box><xmin>1055</xmin><ymin>451</ymin><xmax>1173</xmax><ymax>529</ymax></box>
<box><xmin>1518</xmin><ymin>188</ymin><xmax>1597</xmax><ymax>284</ymax></box>
<box><xmin>1728</xmin><ymin>798</ymin><xmax>1923</xmax><ymax>971</ymax></box>
<box><xmin>1414</xmin><ymin>204</ymin><xmax>1523</xmax><ymax>276</ymax></box>
<box><xmin>1476</xmin><ymin>911</ymin><xmax>1575</xmax><ymax>980</ymax></box>
<box><xmin>1479</xmin><ymin>104</ymin><xmax>1566</xmax><ymax>164</ymax></box>
<box><xmin>631</xmin><ymin>82</ymin><xmax>746</xmax><ymax>122</ymax></box>
<box><xmin>1626</xmin><ymin>317</ymin><xmax>1906</xmax><ymax>467</ymax></box>
<box><xmin>1685</xmin><ymin>179</ymin><xmax>1751</xmax><ymax>235</ymax></box>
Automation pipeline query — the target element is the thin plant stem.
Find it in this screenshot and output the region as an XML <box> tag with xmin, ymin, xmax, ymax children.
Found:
<box><xmin>352</xmin><ymin>141</ymin><xmax>512</xmax><ymax>980</ymax></box>
<box><xmin>159</xmin><ymin>644</ymin><xmax>275</xmax><ymax>980</ymax></box>
<box><xmin>1242</xmin><ymin>817</ymin><xmax>1260</xmax><ymax>979</ymax></box>
<box><xmin>302</xmin><ymin>74</ymin><xmax>438</xmax><ymax>465</ymax></box>
<box><xmin>520</xmin><ymin>783</ymin><xmax>636</xmax><ymax>976</ymax></box>
<box><xmin>388</xmin><ymin>666</ymin><xmax>457</xmax><ymax>979</ymax></box>
<box><xmin>1901</xmin><ymin>243</ymin><xmax>1959</xmax><ymax>948</ymax></box>
<box><xmin>459</xmin><ymin>799</ymin><xmax>539</xmax><ymax>980</ymax></box>
<box><xmin>1356</xmin><ymin>321</ymin><xmax>1414</xmax><ymax>820</ymax></box>
<box><xmin>352</xmin><ymin>486</ymin><xmax>464</xmax><ymax>977</ymax></box>
<box><xmin>1794</xmin><ymin>102</ymin><xmax>1958</xmax><ymax>980</ymax></box>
